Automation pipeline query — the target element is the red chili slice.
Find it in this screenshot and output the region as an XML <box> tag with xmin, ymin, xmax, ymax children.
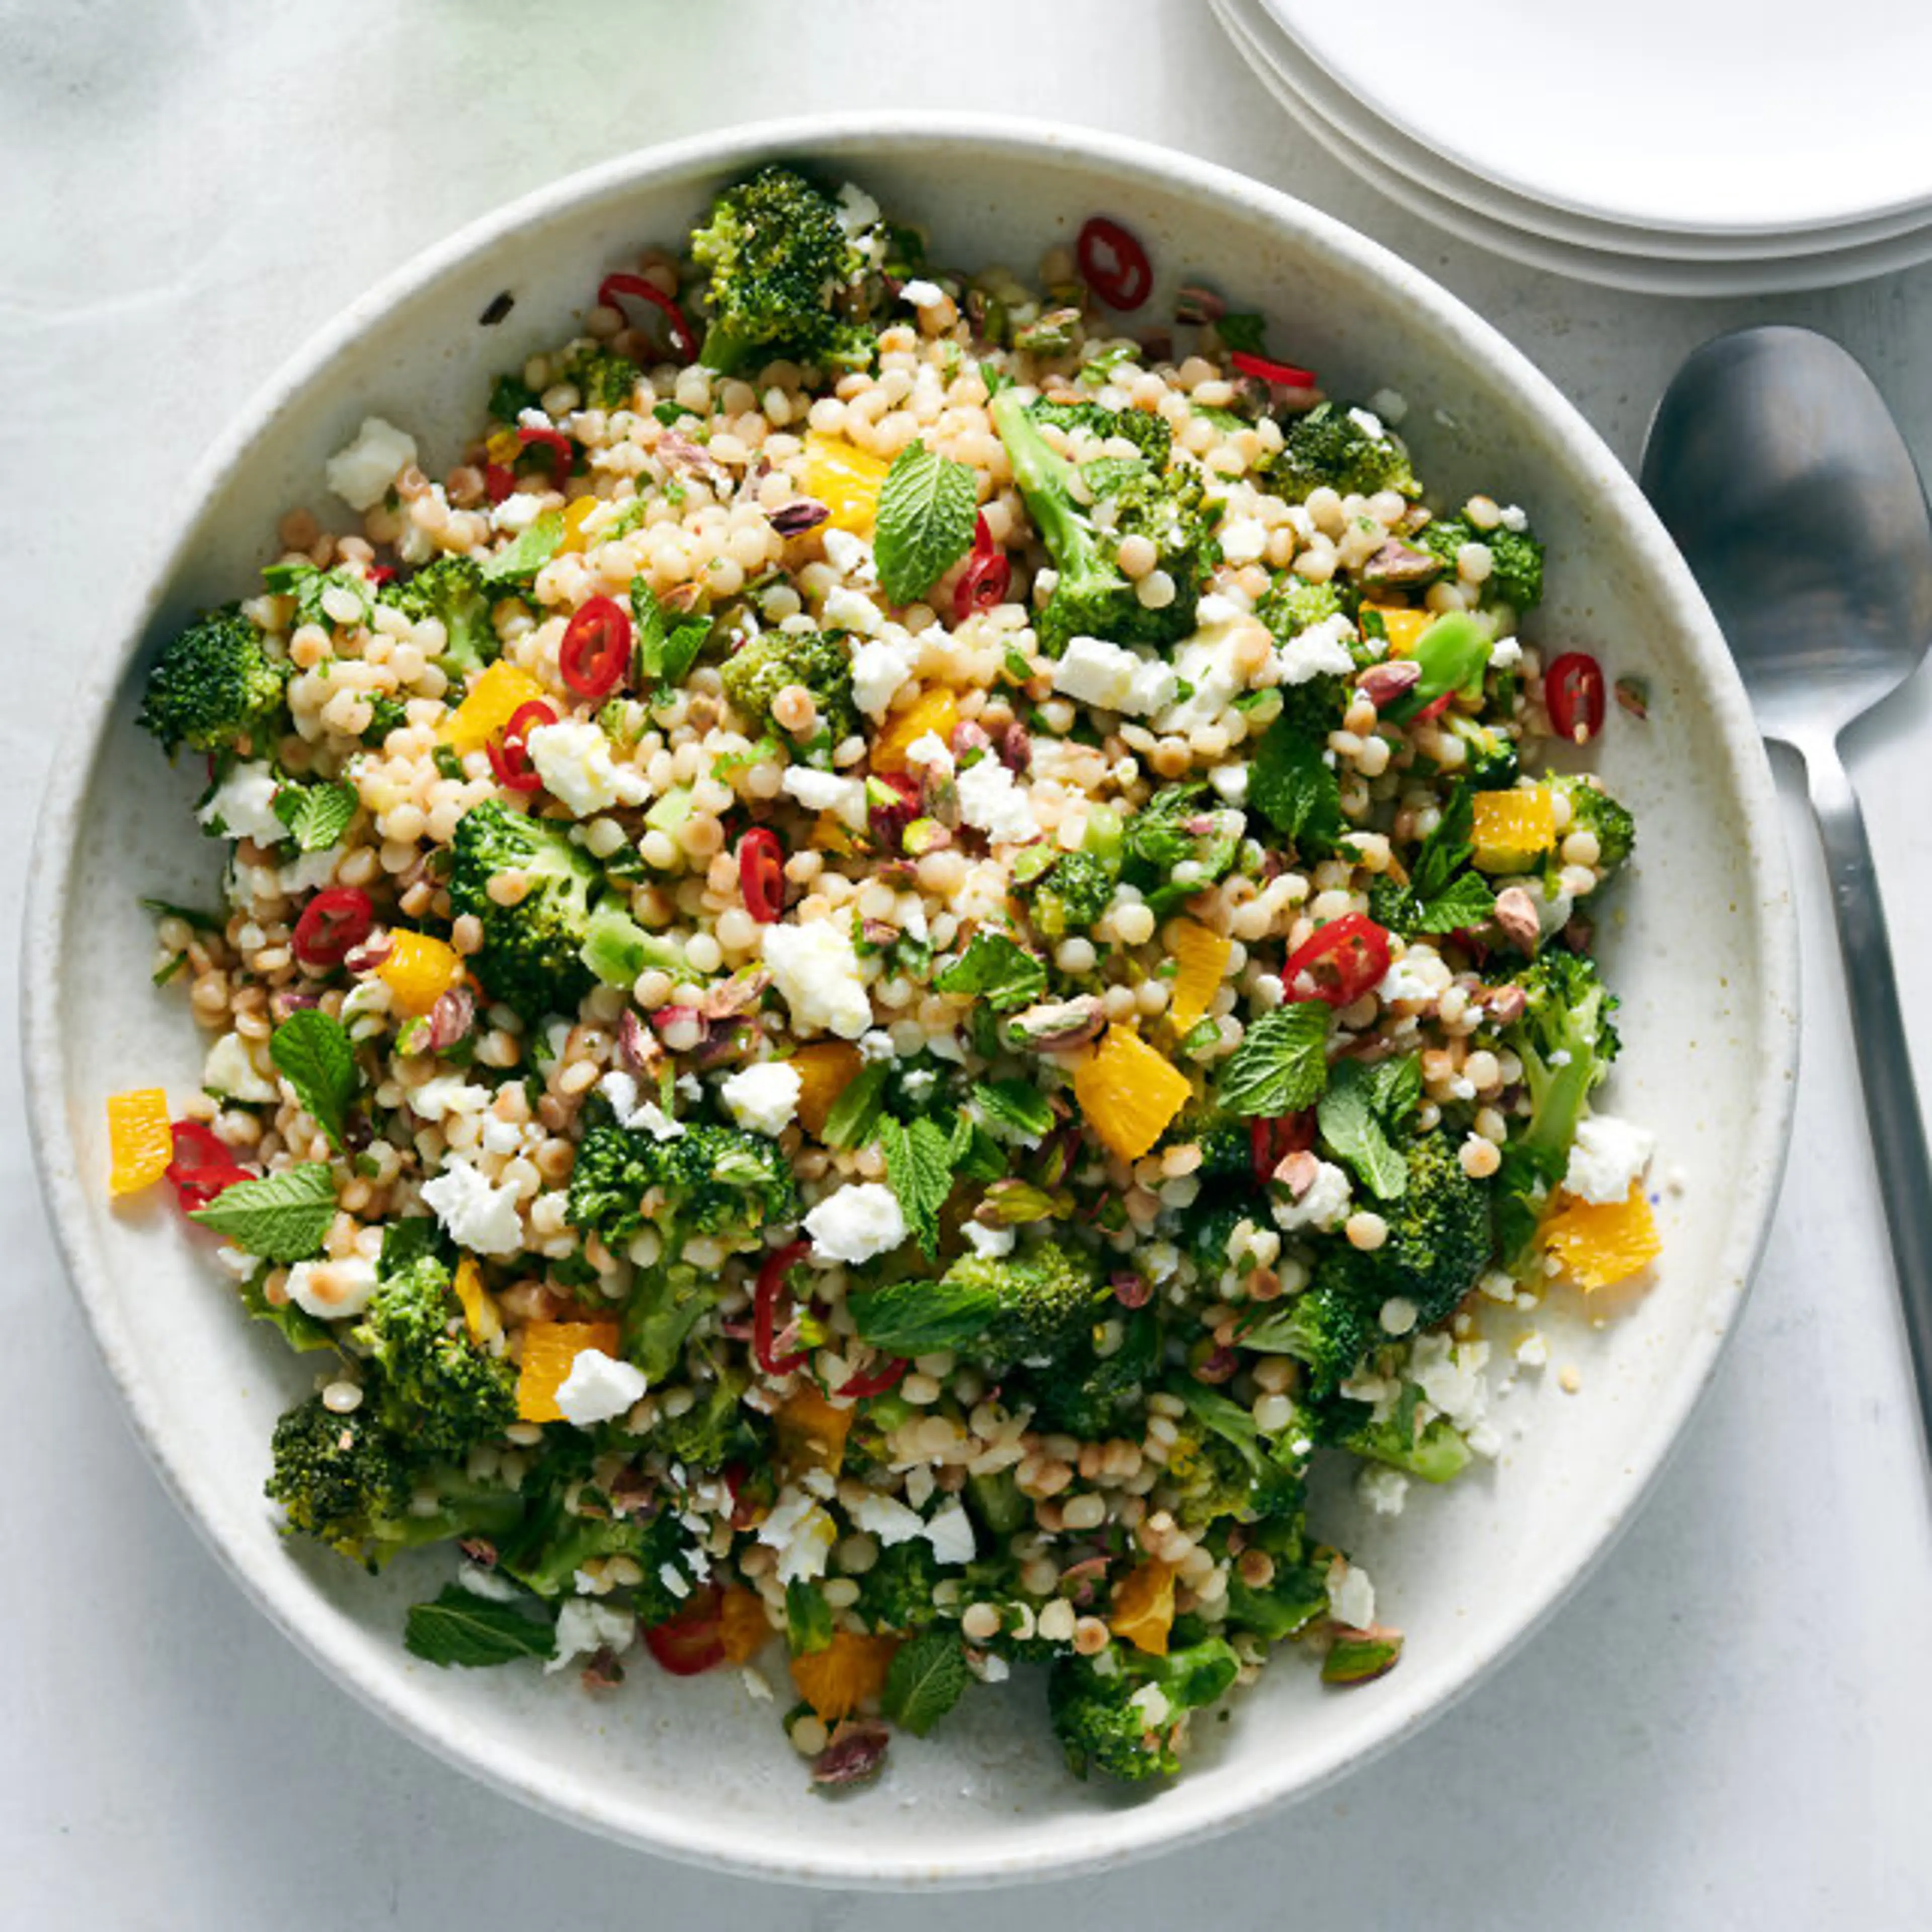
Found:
<box><xmin>1248</xmin><ymin>1112</ymin><xmax>1315</xmax><ymax>1187</ymax></box>
<box><xmin>953</xmin><ymin>512</ymin><xmax>1011</xmax><ymax>624</ymax></box>
<box><xmin>1229</xmin><ymin>348</ymin><xmax>1320</xmax><ymax>389</ymax></box>
<box><xmin>642</xmin><ymin>1584</ymin><xmax>728</xmax><ymax>1676</ymax></box>
<box><xmin>365</xmin><ymin>566</ymin><xmax>395</xmax><ymax>588</ymax></box>
<box><xmin>1412</xmin><ymin>690</ymin><xmax>1456</xmax><ymax>725</ymax></box>
<box><xmin>483</xmin><ymin>462</ymin><xmax>516</xmax><ymax>504</ymax></box>
<box><xmin>597</xmin><ymin>271</ymin><xmax>701</xmax><ymax>364</ymax></box>
<box><xmin>1281</xmin><ymin>911</ymin><xmax>1393</xmax><ymax>1009</ymax></box>
<box><xmin>164</xmin><ymin>1120</ymin><xmax>253</xmax><ymax>1212</ymax></box>
<box><xmin>1076</xmin><ymin>216</ymin><xmax>1154</xmax><ymax>311</ymax></box>
<box><xmin>835</xmin><ymin>1355</ymin><xmax>909</xmax><ymax>1400</ymax></box>
<box><xmin>291</xmin><ymin>888</ymin><xmax>375</xmax><ymax>971</ymax></box>
<box><xmin>1545</xmin><ymin>651</ymin><xmax>1607</xmax><ymax>744</ymax></box>
<box><xmin>753</xmin><ymin>1238</ymin><xmax>811</xmax><ymax>1377</ymax></box>
<box><xmin>516</xmin><ymin>426</ymin><xmax>574</xmax><ymax>493</ymax></box>
<box><xmin>558</xmin><ymin>597</ymin><xmax>632</xmax><ymax>702</ymax></box>
<box><xmin>738</xmin><ymin>827</ymin><xmax>786</xmax><ymax>925</ymax></box>
<box><xmin>486</xmin><ymin>699</ymin><xmax>557</xmax><ymax>793</ymax></box>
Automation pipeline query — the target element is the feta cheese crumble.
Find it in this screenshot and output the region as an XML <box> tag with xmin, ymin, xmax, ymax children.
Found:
<box><xmin>554</xmin><ymin>1348</ymin><xmax>648</xmax><ymax>1428</ymax></box>
<box><xmin>203</xmin><ymin>1031</ymin><xmax>278</xmax><ymax>1104</ymax></box>
<box><xmin>1563</xmin><ymin>1113</ymin><xmax>1656</xmax><ymax>1205</ymax></box>
<box><xmin>781</xmin><ymin>764</ymin><xmax>868</xmax><ymax>829</ymax></box>
<box><xmin>758</xmin><ymin>1488</ymin><xmax>837</xmax><ymax>1583</ymax></box>
<box><xmin>547</xmin><ymin>1597</ymin><xmax>637</xmax><ymax>1674</ymax></box>
<box><xmin>719</xmin><ymin>1060</ymin><xmax>802</xmax><ymax>1137</ymax></box>
<box><xmin>421</xmin><ymin>1157</ymin><xmax>524</xmax><ymax>1256</ymax></box>
<box><xmin>762</xmin><ymin>919</ymin><xmax>873</xmax><ymax>1039</ymax></box>
<box><xmin>803</xmin><ymin>1182</ymin><xmax>907</xmax><ymax>1263</ymax></box>
<box><xmin>285</xmin><ymin>1253</ymin><xmax>379</xmax><ymax>1322</ymax></box>
<box><xmin>198</xmin><ymin>763</ymin><xmax>286</xmax><ymax>845</ymax></box>
<box><xmin>955</xmin><ymin>755</ymin><xmax>1036</xmax><ymax>843</ymax></box>
<box><xmin>1052</xmin><ymin>635</ymin><xmax>1177</xmax><ymax>717</ymax></box>
<box><xmin>597</xmin><ymin>1070</ymin><xmax>683</xmax><ymax>1141</ymax></box>
<box><xmin>849</xmin><ymin>633</ymin><xmax>915</xmax><ymax>719</ymax></box>
<box><xmin>525</xmin><ymin>719</ymin><xmax>651</xmax><ymax>817</ymax></box>
<box><xmin>1272</xmin><ymin>1159</ymin><xmax>1353</xmax><ymax>1233</ymax></box>
<box><xmin>1278</xmin><ymin>613</ymin><xmax>1357</xmax><ymax>683</ymax></box>
<box><xmin>324</xmin><ymin>415</ymin><xmax>418</xmax><ymax>513</ymax></box>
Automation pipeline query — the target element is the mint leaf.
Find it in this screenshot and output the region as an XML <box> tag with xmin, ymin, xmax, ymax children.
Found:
<box><xmin>262</xmin><ymin>560</ymin><xmax>373</xmax><ymax>630</ymax></box>
<box><xmin>187</xmin><ymin>1163</ymin><xmax>338</xmax><ymax>1261</ymax></box>
<box><xmin>1363</xmin><ymin>1053</ymin><xmax>1422</xmax><ymax>1132</ymax></box>
<box><xmin>269</xmin><ymin>1009</ymin><xmax>359</xmax><ymax>1150</ymax></box>
<box><xmin>822</xmin><ymin>1061</ymin><xmax>891</xmax><ymax>1149</ymax></box>
<box><xmin>1371</xmin><ymin>785</ymin><xmax>1495</xmax><ymax>935</ymax></box>
<box><xmin>481</xmin><ymin>508</ymin><xmax>565</xmax><ymax>584</ymax></box>
<box><xmin>851</xmin><ymin>1273</ymin><xmax>1002</xmax><ymax>1356</ymax></box>
<box><xmin>272</xmin><ymin>776</ymin><xmax>359</xmax><ymax>853</ymax></box>
<box><xmin>404</xmin><ymin>1586</ymin><xmax>555</xmax><ymax>1668</ymax></box>
<box><xmin>1249</xmin><ymin>716</ymin><xmax>1343</xmax><ymax>857</ymax></box>
<box><xmin>873</xmin><ymin>441</ymin><xmax>978</xmax><ymax>606</ymax></box>
<box><xmin>630</xmin><ymin>583</ymin><xmax>711</xmax><ymax>701</ymax></box>
<box><xmin>881</xmin><ymin>1628</ymin><xmax>971</xmax><ymax>1737</ymax></box>
<box><xmin>1317</xmin><ymin>1060</ymin><xmax>1408</xmax><ymax>1200</ymax></box>
<box><xmin>1408</xmin><ymin>870</ymin><xmax>1496</xmax><ymax>935</ymax></box>
<box><xmin>879</xmin><ymin>1115</ymin><xmax>957</xmax><ymax>1260</ymax></box>
<box><xmin>785</xmin><ymin>1581</ymin><xmax>835</xmax><ymax>1656</ymax></box>
<box><xmin>1217</xmin><ymin>1003</ymin><xmax>1332</xmax><ymax>1116</ymax></box>
<box><xmin>934</xmin><ymin>931</ymin><xmax>1046</xmax><ymax>1014</ymax></box>
<box><xmin>972</xmin><ymin>1079</ymin><xmax>1054</xmax><ymax>1144</ymax></box>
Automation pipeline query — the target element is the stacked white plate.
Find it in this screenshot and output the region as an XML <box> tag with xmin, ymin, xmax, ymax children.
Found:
<box><xmin>1214</xmin><ymin>0</ymin><xmax>1932</xmax><ymax>294</ymax></box>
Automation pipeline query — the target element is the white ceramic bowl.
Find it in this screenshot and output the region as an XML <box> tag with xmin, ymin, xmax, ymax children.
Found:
<box><xmin>22</xmin><ymin>114</ymin><xmax>1797</xmax><ymax>1888</ymax></box>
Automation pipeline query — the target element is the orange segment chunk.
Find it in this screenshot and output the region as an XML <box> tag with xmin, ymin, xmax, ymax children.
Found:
<box><xmin>557</xmin><ymin>494</ymin><xmax>600</xmax><ymax>555</ymax></box>
<box><xmin>1376</xmin><ymin>607</ymin><xmax>1433</xmax><ymax>657</ymax></box>
<box><xmin>451</xmin><ymin>1255</ymin><xmax>501</xmax><ymax>1343</ymax></box>
<box><xmin>789</xmin><ymin>1630</ymin><xmax>899</xmax><ymax>1721</ymax></box>
<box><xmin>1544</xmin><ymin>1183</ymin><xmax>1662</xmax><ymax>1291</ymax></box>
<box><xmin>1167</xmin><ymin>919</ymin><xmax>1232</xmax><ymax>1034</ymax></box>
<box><xmin>1471</xmin><ymin>784</ymin><xmax>1556</xmax><ymax>872</ymax></box>
<box><xmin>377</xmin><ymin>929</ymin><xmax>466</xmax><ymax>1017</ymax></box>
<box><xmin>803</xmin><ymin>434</ymin><xmax>892</xmax><ymax>535</ymax></box>
<box><xmin>440</xmin><ymin>659</ymin><xmax>548</xmax><ymax>756</ymax></box>
<box><xmin>515</xmin><ymin>1319</ymin><xmax>622</xmax><ymax>1423</ymax></box>
<box><xmin>870</xmin><ymin>687</ymin><xmax>959</xmax><ymax>775</ymax></box>
<box><xmin>107</xmin><ymin>1088</ymin><xmax>173</xmax><ymax>1196</ymax></box>
<box><xmin>790</xmin><ymin>1041</ymin><xmax>863</xmax><ymax>1139</ymax></box>
<box><xmin>1109</xmin><ymin>1559</ymin><xmax>1179</xmax><ymax>1656</ymax></box>
<box><xmin>718</xmin><ymin>1585</ymin><xmax>775</xmax><ymax>1664</ymax></box>
<box><xmin>774</xmin><ymin>1384</ymin><xmax>854</xmax><ymax>1476</ymax></box>
<box><xmin>1073</xmin><ymin>1024</ymin><xmax>1193</xmax><ymax>1164</ymax></box>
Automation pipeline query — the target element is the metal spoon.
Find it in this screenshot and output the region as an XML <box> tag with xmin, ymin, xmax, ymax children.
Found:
<box><xmin>1642</xmin><ymin>324</ymin><xmax>1932</xmax><ymax>1437</ymax></box>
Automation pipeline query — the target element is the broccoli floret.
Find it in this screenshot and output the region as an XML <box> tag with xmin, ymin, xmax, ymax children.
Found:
<box><xmin>1326</xmin><ymin>1382</ymin><xmax>1474</xmax><ymax>1484</ymax></box>
<box><xmin>1120</xmin><ymin>781</ymin><xmax>1244</xmax><ymax>916</ymax></box>
<box><xmin>385</xmin><ymin>555</ymin><xmax>498</xmax><ymax>686</ymax></box>
<box><xmin>568</xmin><ymin>1118</ymin><xmax>799</xmax><ymax>1252</ymax></box>
<box><xmin>1236</xmin><ymin>1255</ymin><xmax>1377</xmax><ymax>1401</ymax></box>
<box><xmin>1163</xmin><ymin>1382</ymin><xmax>1308</xmax><ymax>1526</ymax></box>
<box><xmin>1220</xmin><ymin>1515</ymin><xmax>1331</xmax><ymax>1640</ymax></box>
<box><xmin>1265</xmin><ymin>401</ymin><xmax>1418</xmax><ymax>504</ymax></box>
<box><xmin>1548</xmin><ymin>774</ymin><xmax>1635</xmax><ymax>875</ymax></box>
<box><xmin>990</xmin><ymin>387</ymin><xmax>1216</xmax><ymax>653</ymax></box>
<box><xmin>856</xmin><ymin>1537</ymin><xmax>942</xmax><ymax>1633</ymax></box>
<box><xmin>1047</xmin><ymin>1638</ymin><xmax>1240</xmax><ymax>1782</ymax></box>
<box><xmin>1495</xmin><ymin>950</ymin><xmax>1622</xmax><ymax>1271</ymax></box>
<box><xmin>498</xmin><ymin>1484</ymin><xmax>698</xmax><ymax>1612</ymax></box>
<box><xmin>1026</xmin><ymin>397</ymin><xmax>1174</xmax><ymax>469</ymax></box>
<box><xmin>690</xmin><ymin>165</ymin><xmax>872</xmax><ymax>376</ymax></box>
<box><xmin>851</xmin><ymin>1238</ymin><xmax>1103</xmax><ymax>1371</ymax></box>
<box><xmin>647</xmin><ymin>1368</ymin><xmax>759</xmax><ymax>1472</ymax></box>
<box><xmin>349</xmin><ymin>1252</ymin><xmax>518</xmax><ymax>1465</ymax></box>
<box><xmin>717</xmin><ymin>628</ymin><xmax>856</xmax><ymax>745</ymax></box>
<box><xmin>560</xmin><ymin>340</ymin><xmax>643</xmax><ymax>412</ymax></box>
<box><xmin>1256</xmin><ymin>575</ymin><xmax>1352</xmax><ymax>640</ymax></box>
<box><xmin>1442</xmin><ymin>714</ymin><xmax>1520</xmax><ymax>788</ymax></box>
<box><xmin>1189</xmin><ymin>1113</ymin><xmax>1256</xmax><ymax>1184</ymax></box>
<box><xmin>137</xmin><ymin>606</ymin><xmax>289</xmax><ymax>759</ymax></box>
<box><xmin>446</xmin><ymin>800</ymin><xmax>602</xmax><ymax>1024</ymax></box>
<box><xmin>1021</xmin><ymin>849</ymin><xmax>1118</xmax><ymax>941</ymax></box>
<box><xmin>1364</xmin><ymin>1131</ymin><xmax>1492</xmax><ymax>1329</ymax></box>
<box><xmin>1020</xmin><ymin>1309</ymin><xmax>1161</xmax><ymax>1439</ymax></box>
<box><xmin>1418</xmin><ymin>512</ymin><xmax>1544</xmax><ymax>610</ymax></box>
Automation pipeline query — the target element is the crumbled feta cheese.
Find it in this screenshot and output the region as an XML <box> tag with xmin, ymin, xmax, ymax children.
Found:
<box><xmin>525</xmin><ymin>719</ymin><xmax>651</xmax><ymax>818</ymax></box>
<box><xmin>976</xmin><ymin>1653</ymin><xmax>1011</xmax><ymax>1684</ymax></box>
<box><xmin>822</xmin><ymin>528</ymin><xmax>872</xmax><ymax>578</ymax></box>
<box><xmin>803</xmin><ymin>1182</ymin><xmax>907</xmax><ymax>1263</ymax></box>
<box><xmin>285</xmin><ymin>1253</ymin><xmax>379</xmax><ymax>1321</ymax></box>
<box><xmin>1376</xmin><ymin>947</ymin><xmax>1440</xmax><ymax>1006</ymax></box>
<box><xmin>547</xmin><ymin>1597</ymin><xmax>637</xmax><ymax>1674</ymax></box>
<box><xmin>1278</xmin><ymin>613</ymin><xmax>1357</xmax><ymax>683</ymax></box>
<box><xmin>762</xmin><ymin>919</ymin><xmax>873</xmax><ymax>1039</ymax></box>
<box><xmin>1563</xmin><ymin>1113</ymin><xmax>1656</xmax><ymax>1205</ymax></box>
<box><xmin>456</xmin><ymin>1562</ymin><xmax>524</xmax><ymax>1604</ymax></box>
<box><xmin>899</xmin><ymin>278</ymin><xmax>944</xmax><ymax>308</ymax></box>
<box><xmin>1154</xmin><ymin>604</ymin><xmax>1269</xmax><ymax>733</ymax></box>
<box><xmin>758</xmin><ymin>1489</ymin><xmax>837</xmax><ymax>1583</ymax></box>
<box><xmin>1514</xmin><ymin>1331</ymin><xmax>1549</xmax><ymax>1369</ymax></box>
<box><xmin>597</xmin><ymin>1070</ymin><xmax>684</xmax><ymax>1141</ymax></box>
<box><xmin>658</xmin><ymin>1562</ymin><xmax>691</xmax><ymax>1600</ymax></box>
<box><xmin>324</xmin><ymin>415</ymin><xmax>418</xmax><ymax>513</ymax></box>
<box><xmin>1357</xmin><ymin>1465</ymin><xmax>1410</xmax><ymax>1516</ymax></box>
<box><xmin>780</xmin><ymin>764</ymin><xmax>868</xmax><ymax>829</ymax></box>
<box><xmin>203</xmin><ymin>1031</ymin><xmax>278</xmax><ymax>1103</ymax></box>
<box><xmin>421</xmin><ymin>1157</ymin><xmax>524</xmax><ymax>1256</ymax></box>
<box><xmin>849</xmin><ymin>633</ymin><xmax>915</xmax><ymax>718</ymax></box>
<box><xmin>905</xmin><ymin>731</ymin><xmax>954</xmax><ymax>775</ymax></box>
<box><xmin>1272</xmin><ymin>1159</ymin><xmax>1352</xmax><ymax>1232</ymax></box>
<box><xmin>481</xmin><ymin>1115</ymin><xmax>525</xmax><ymax>1156</ymax></box>
<box><xmin>554</xmin><ymin>1349</ymin><xmax>648</xmax><ymax>1428</ymax></box>
<box><xmin>848</xmin><ymin>1491</ymin><xmax>926</xmax><ymax>1545</ymax></box>
<box><xmin>1327</xmin><ymin>1559</ymin><xmax>1376</xmax><ymax>1630</ymax></box>
<box><xmin>1410</xmin><ymin>1331</ymin><xmax>1492</xmax><ymax>1431</ymax></box>
<box><xmin>1053</xmin><ymin>635</ymin><xmax>1177</xmax><ymax>717</ymax></box>
<box><xmin>278</xmin><ymin>846</ymin><xmax>341</xmax><ymax>897</ymax></box>
<box><xmin>822</xmin><ymin>585</ymin><xmax>884</xmax><ymax>637</ymax></box>
<box><xmin>835</xmin><ymin>181</ymin><xmax>881</xmax><ymax>234</ymax></box>
<box><xmin>198</xmin><ymin>763</ymin><xmax>286</xmax><ymax>845</ymax></box>
<box><xmin>1498</xmin><ymin>503</ymin><xmax>1528</xmax><ymax>532</ymax></box>
<box><xmin>1490</xmin><ymin>634</ymin><xmax>1523</xmax><ymax>670</ymax></box>
<box><xmin>1219</xmin><ymin>517</ymin><xmax>1268</xmax><ymax>565</ymax></box>
<box><xmin>856</xmin><ymin>1029</ymin><xmax>896</xmax><ymax>1063</ymax></box>
<box><xmin>962</xmin><ymin>1220</ymin><xmax>1016</xmax><ymax>1259</ymax></box>
<box><xmin>922</xmin><ymin>1498</ymin><xmax>976</xmax><ymax>1566</ymax></box>
<box><xmin>1210</xmin><ymin>760</ymin><xmax>1250</xmax><ymax>807</ymax></box>
<box><xmin>1346</xmin><ymin>406</ymin><xmax>1386</xmax><ymax>442</ymax></box>
<box><xmin>955</xmin><ymin>756</ymin><xmax>1036</xmax><ymax>843</ymax></box>
<box><xmin>719</xmin><ymin>1060</ymin><xmax>802</xmax><ymax>1137</ymax></box>
<box><xmin>492</xmin><ymin>490</ymin><xmax>545</xmax><ymax>534</ymax></box>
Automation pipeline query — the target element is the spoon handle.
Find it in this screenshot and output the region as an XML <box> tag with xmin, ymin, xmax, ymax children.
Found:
<box><xmin>1806</xmin><ymin>739</ymin><xmax>1932</xmax><ymax>1438</ymax></box>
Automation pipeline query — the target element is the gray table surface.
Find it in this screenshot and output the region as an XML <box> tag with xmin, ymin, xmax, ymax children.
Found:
<box><xmin>7</xmin><ymin>4</ymin><xmax>1930</xmax><ymax>1925</ymax></box>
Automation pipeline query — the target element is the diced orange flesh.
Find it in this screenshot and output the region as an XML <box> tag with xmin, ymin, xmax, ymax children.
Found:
<box><xmin>107</xmin><ymin>1088</ymin><xmax>173</xmax><ymax>1196</ymax></box>
<box><xmin>1167</xmin><ymin>919</ymin><xmax>1232</xmax><ymax>1035</ymax></box>
<box><xmin>790</xmin><ymin>1042</ymin><xmax>863</xmax><ymax>1139</ymax></box>
<box><xmin>1073</xmin><ymin>1024</ymin><xmax>1194</xmax><ymax>1164</ymax></box>
<box><xmin>451</xmin><ymin>1255</ymin><xmax>501</xmax><ymax>1344</ymax></box>
<box><xmin>557</xmin><ymin>495</ymin><xmax>600</xmax><ymax>554</ymax></box>
<box><xmin>1471</xmin><ymin>784</ymin><xmax>1556</xmax><ymax>872</ymax></box>
<box><xmin>774</xmin><ymin>1384</ymin><xmax>854</xmax><ymax>1476</ymax></box>
<box><xmin>789</xmin><ymin>1630</ymin><xmax>899</xmax><ymax>1721</ymax></box>
<box><xmin>1109</xmin><ymin>1559</ymin><xmax>1179</xmax><ymax>1656</ymax></box>
<box><xmin>718</xmin><ymin>1586</ymin><xmax>775</xmax><ymax>1665</ymax></box>
<box><xmin>1544</xmin><ymin>1184</ymin><xmax>1662</xmax><ymax>1291</ymax></box>
<box><xmin>515</xmin><ymin>1319</ymin><xmax>622</xmax><ymax>1423</ymax></box>
<box><xmin>802</xmin><ymin>434</ymin><xmax>892</xmax><ymax>536</ymax></box>
<box><xmin>870</xmin><ymin>687</ymin><xmax>960</xmax><ymax>775</ymax></box>
<box><xmin>485</xmin><ymin>428</ymin><xmax>520</xmax><ymax>466</ymax></box>
<box><xmin>1377</xmin><ymin>607</ymin><xmax>1434</xmax><ymax>657</ymax></box>
<box><xmin>440</xmin><ymin>659</ymin><xmax>548</xmax><ymax>756</ymax></box>
<box><xmin>377</xmin><ymin>930</ymin><xmax>466</xmax><ymax>1017</ymax></box>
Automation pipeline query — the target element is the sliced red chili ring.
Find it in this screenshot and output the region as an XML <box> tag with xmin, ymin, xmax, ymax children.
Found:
<box><xmin>953</xmin><ymin>512</ymin><xmax>1011</xmax><ymax>623</ymax></box>
<box><xmin>1544</xmin><ymin>651</ymin><xmax>1607</xmax><ymax>744</ymax></box>
<box><xmin>753</xmin><ymin>1238</ymin><xmax>811</xmax><ymax>1377</ymax></box>
<box><xmin>483</xmin><ymin>462</ymin><xmax>516</xmax><ymax>504</ymax></box>
<box><xmin>1412</xmin><ymin>690</ymin><xmax>1456</xmax><ymax>725</ymax></box>
<box><xmin>738</xmin><ymin>827</ymin><xmax>787</xmax><ymax>926</ymax></box>
<box><xmin>365</xmin><ymin>565</ymin><xmax>395</xmax><ymax>588</ymax></box>
<box><xmin>1229</xmin><ymin>348</ymin><xmax>1320</xmax><ymax>389</ymax></box>
<box><xmin>642</xmin><ymin>1583</ymin><xmax>728</xmax><ymax>1676</ymax></box>
<box><xmin>1281</xmin><ymin>911</ymin><xmax>1393</xmax><ymax>1009</ymax></box>
<box><xmin>291</xmin><ymin>888</ymin><xmax>375</xmax><ymax>971</ymax></box>
<box><xmin>597</xmin><ymin>271</ymin><xmax>701</xmax><ymax>364</ymax></box>
<box><xmin>835</xmin><ymin>1355</ymin><xmax>910</xmax><ymax>1400</ymax></box>
<box><xmin>558</xmin><ymin>597</ymin><xmax>633</xmax><ymax>702</ymax></box>
<box><xmin>1075</xmin><ymin>215</ymin><xmax>1154</xmax><ymax>311</ymax></box>
<box><xmin>516</xmin><ymin>425</ymin><xmax>574</xmax><ymax>493</ymax></box>
<box><xmin>1248</xmin><ymin>1111</ymin><xmax>1315</xmax><ymax>1187</ymax></box>
<box><xmin>164</xmin><ymin>1120</ymin><xmax>253</xmax><ymax>1212</ymax></box>
<box><xmin>486</xmin><ymin>699</ymin><xmax>556</xmax><ymax>793</ymax></box>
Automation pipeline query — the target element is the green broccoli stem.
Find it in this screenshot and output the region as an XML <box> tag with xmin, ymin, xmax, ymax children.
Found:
<box><xmin>989</xmin><ymin>388</ymin><xmax>1108</xmax><ymax>586</ymax></box>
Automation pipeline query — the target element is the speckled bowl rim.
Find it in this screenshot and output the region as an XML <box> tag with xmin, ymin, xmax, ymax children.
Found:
<box><xmin>20</xmin><ymin>113</ymin><xmax>1799</xmax><ymax>1889</ymax></box>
